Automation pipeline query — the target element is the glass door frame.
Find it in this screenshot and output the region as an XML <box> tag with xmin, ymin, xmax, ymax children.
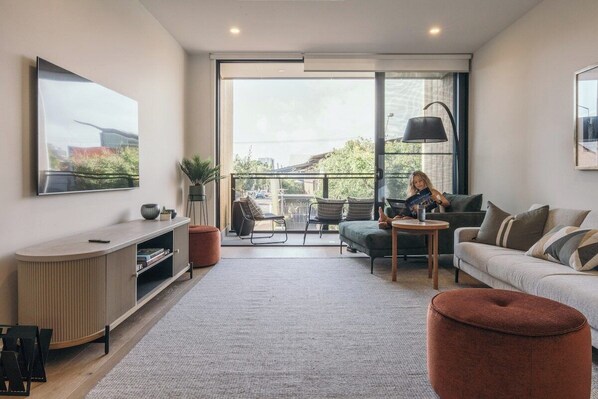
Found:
<box><xmin>373</xmin><ymin>72</ymin><xmax>469</xmax><ymax>215</ymax></box>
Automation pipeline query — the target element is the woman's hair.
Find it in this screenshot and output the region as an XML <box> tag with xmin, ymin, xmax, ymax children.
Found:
<box><xmin>407</xmin><ymin>170</ymin><xmax>434</xmax><ymax>196</ymax></box>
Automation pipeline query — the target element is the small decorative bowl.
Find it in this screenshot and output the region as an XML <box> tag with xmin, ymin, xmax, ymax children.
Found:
<box><xmin>168</xmin><ymin>209</ymin><xmax>177</xmax><ymax>219</ymax></box>
<box><xmin>140</xmin><ymin>204</ymin><xmax>160</xmax><ymax>220</ymax></box>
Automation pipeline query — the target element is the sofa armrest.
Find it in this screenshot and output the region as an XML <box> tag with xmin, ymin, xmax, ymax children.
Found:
<box><xmin>425</xmin><ymin>211</ymin><xmax>485</xmax><ymax>254</ymax></box>
<box><xmin>454</xmin><ymin>227</ymin><xmax>480</xmax><ymax>243</ymax></box>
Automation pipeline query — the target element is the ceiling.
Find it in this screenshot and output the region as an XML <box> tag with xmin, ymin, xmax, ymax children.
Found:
<box><xmin>139</xmin><ymin>0</ymin><xmax>542</xmax><ymax>54</ymax></box>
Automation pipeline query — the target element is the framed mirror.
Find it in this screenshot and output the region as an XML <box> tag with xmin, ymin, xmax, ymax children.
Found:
<box><xmin>575</xmin><ymin>64</ymin><xmax>598</xmax><ymax>169</ymax></box>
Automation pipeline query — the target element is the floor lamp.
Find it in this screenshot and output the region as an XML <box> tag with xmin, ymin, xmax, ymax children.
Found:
<box><xmin>402</xmin><ymin>101</ymin><xmax>460</xmax><ymax>193</ymax></box>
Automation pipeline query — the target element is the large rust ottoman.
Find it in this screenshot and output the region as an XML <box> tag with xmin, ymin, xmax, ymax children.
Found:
<box><xmin>427</xmin><ymin>288</ymin><xmax>591</xmax><ymax>399</ymax></box>
<box><xmin>189</xmin><ymin>225</ymin><xmax>221</xmax><ymax>267</ymax></box>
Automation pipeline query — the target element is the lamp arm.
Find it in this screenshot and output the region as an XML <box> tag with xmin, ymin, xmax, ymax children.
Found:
<box><xmin>423</xmin><ymin>101</ymin><xmax>458</xmax><ymax>146</ymax></box>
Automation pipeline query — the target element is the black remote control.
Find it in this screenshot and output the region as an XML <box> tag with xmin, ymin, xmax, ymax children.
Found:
<box><xmin>89</xmin><ymin>239</ymin><xmax>110</xmax><ymax>243</ymax></box>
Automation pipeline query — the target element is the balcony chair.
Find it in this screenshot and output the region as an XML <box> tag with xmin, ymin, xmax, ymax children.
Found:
<box><xmin>237</xmin><ymin>197</ymin><xmax>288</xmax><ymax>245</ymax></box>
<box><xmin>302</xmin><ymin>198</ymin><xmax>346</xmax><ymax>245</ymax></box>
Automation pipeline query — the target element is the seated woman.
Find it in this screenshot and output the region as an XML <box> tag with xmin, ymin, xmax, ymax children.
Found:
<box><xmin>378</xmin><ymin>170</ymin><xmax>450</xmax><ymax>229</ymax></box>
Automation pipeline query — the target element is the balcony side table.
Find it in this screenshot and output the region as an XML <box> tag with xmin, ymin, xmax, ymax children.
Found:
<box><xmin>391</xmin><ymin>219</ymin><xmax>449</xmax><ymax>289</ymax></box>
<box><xmin>187</xmin><ymin>194</ymin><xmax>208</xmax><ymax>225</ymax></box>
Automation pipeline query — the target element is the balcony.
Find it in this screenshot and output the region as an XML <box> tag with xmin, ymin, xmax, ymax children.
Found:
<box><xmin>228</xmin><ymin>171</ymin><xmax>411</xmax><ymax>234</ymax></box>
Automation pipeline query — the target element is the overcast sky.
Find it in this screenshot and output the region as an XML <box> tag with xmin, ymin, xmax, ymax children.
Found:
<box><xmin>233</xmin><ymin>79</ymin><xmax>375</xmax><ymax>168</ymax></box>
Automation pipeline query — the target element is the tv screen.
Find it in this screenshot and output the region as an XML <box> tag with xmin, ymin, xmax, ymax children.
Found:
<box><xmin>36</xmin><ymin>57</ymin><xmax>139</xmax><ymax>195</ymax></box>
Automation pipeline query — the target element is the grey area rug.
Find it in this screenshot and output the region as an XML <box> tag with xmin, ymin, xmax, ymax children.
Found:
<box><xmin>87</xmin><ymin>258</ymin><xmax>598</xmax><ymax>398</ymax></box>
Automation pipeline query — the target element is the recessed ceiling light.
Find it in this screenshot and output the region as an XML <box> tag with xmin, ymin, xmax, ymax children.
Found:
<box><xmin>278</xmin><ymin>69</ymin><xmax>285</xmax><ymax>73</ymax></box>
<box><xmin>429</xmin><ymin>27</ymin><xmax>441</xmax><ymax>35</ymax></box>
<box><xmin>230</xmin><ymin>27</ymin><xmax>241</xmax><ymax>35</ymax></box>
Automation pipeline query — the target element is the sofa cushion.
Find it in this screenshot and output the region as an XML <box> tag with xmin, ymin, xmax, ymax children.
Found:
<box><xmin>485</xmin><ymin>253</ymin><xmax>586</xmax><ymax>294</ymax></box>
<box><xmin>543</xmin><ymin>208</ymin><xmax>590</xmax><ymax>234</ymax></box>
<box><xmin>536</xmin><ymin>273</ymin><xmax>598</xmax><ymax>332</ymax></box>
<box><xmin>454</xmin><ymin>242</ymin><xmax>518</xmax><ymax>274</ymax></box>
<box><xmin>580</xmin><ymin>211</ymin><xmax>598</xmax><ymax>230</ymax></box>
<box><xmin>339</xmin><ymin>221</ymin><xmax>425</xmax><ymax>250</ymax></box>
<box><xmin>527</xmin><ymin>226</ymin><xmax>598</xmax><ymax>271</ymax></box>
<box><xmin>475</xmin><ymin>202</ymin><xmax>549</xmax><ymax>251</ymax></box>
<box><xmin>442</xmin><ymin>193</ymin><xmax>483</xmax><ymax>212</ymax></box>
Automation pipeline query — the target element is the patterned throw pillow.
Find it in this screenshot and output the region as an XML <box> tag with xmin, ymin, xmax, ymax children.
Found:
<box><xmin>245</xmin><ymin>196</ymin><xmax>264</xmax><ymax>218</ymax></box>
<box><xmin>345</xmin><ymin>197</ymin><xmax>374</xmax><ymax>221</ymax></box>
<box><xmin>315</xmin><ymin>198</ymin><xmax>345</xmax><ymax>220</ymax></box>
<box><xmin>475</xmin><ymin>202</ymin><xmax>549</xmax><ymax>251</ymax></box>
<box><xmin>526</xmin><ymin>226</ymin><xmax>598</xmax><ymax>271</ymax></box>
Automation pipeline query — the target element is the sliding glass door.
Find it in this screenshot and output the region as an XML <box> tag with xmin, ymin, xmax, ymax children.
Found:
<box><xmin>374</xmin><ymin>72</ymin><xmax>468</xmax><ymax>210</ymax></box>
<box><xmin>215</xmin><ymin>61</ymin><xmax>468</xmax><ymax>230</ymax></box>
<box><xmin>217</xmin><ymin>61</ymin><xmax>375</xmax><ymax>231</ymax></box>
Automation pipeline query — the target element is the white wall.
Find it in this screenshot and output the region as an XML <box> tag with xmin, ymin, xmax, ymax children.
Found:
<box><xmin>471</xmin><ymin>0</ymin><xmax>598</xmax><ymax>213</ymax></box>
<box><xmin>186</xmin><ymin>54</ymin><xmax>220</xmax><ymax>222</ymax></box>
<box><xmin>0</xmin><ymin>0</ymin><xmax>186</xmax><ymax>323</ymax></box>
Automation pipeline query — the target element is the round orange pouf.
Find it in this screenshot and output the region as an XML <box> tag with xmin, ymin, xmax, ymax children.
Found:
<box><xmin>427</xmin><ymin>289</ymin><xmax>591</xmax><ymax>399</ymax></box>
<box><xmin>188</xmin><ymin>225</ymin><xmax>221</xmax><ymax>268</ymax></box>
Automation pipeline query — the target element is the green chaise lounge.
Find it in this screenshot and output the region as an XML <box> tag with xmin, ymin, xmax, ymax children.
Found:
<box><xmin>338</xmin><ymin>194</ymin><xmax>486</xmax><ymax>273</ymax></box>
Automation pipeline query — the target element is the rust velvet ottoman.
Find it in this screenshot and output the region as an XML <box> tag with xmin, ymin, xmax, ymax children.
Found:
<box><xmin>189</xmin><ymin>225</ymin><xmax>221</xmax><ymax>267</ymax></box>
<box><xmin>427</xmin><ymin>289</ymin><xmax>591</xmax><ymax>399</ymax></box>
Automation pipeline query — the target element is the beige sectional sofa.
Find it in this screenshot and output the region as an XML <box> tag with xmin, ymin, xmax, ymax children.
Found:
<box><xmin>453</xmin><ymin>207</ymin><xmax>598</xmax><ymax>347</ymax></box>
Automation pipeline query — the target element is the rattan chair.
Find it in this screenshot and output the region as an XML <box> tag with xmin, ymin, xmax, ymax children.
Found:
<box><xmin>238</xmin><ymin>198</ymin><xmax>288</xmax><ymax>244</ymax></box>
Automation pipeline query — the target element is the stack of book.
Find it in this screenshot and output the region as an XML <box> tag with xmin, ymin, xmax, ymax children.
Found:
<box><xmin>136</xmin><ymin>248</ymin><xmax>170</xmax><ymax>272</ymax></box>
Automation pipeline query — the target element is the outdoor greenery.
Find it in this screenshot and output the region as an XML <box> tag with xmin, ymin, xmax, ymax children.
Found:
<box><xmin>232</xmin><ymin>150</ymin><xmax>271</xmax><ymax>193</ymax></box>
<box><xmin>232</xmin><ymin>138</ymin><xmax>423</xmax><ymax>200</ymax></box>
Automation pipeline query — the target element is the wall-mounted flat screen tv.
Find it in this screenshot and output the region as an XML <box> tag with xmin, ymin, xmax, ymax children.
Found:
<box><xmin>37</xmin><ymin>57</ymin><xmax>139</xmax><ymax>195</ymax></box>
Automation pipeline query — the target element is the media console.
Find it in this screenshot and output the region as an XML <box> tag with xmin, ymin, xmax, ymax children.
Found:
<box><xmin>16</xmin><ymin>217</ymin><xmax>191</xmax><ymax>353</ymax></box>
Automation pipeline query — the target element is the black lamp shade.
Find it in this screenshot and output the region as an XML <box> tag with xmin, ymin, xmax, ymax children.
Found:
<box><xmin>402</xmin><ymin>117</ymin><xmax>448</xmax><ymax>143</ymax></box>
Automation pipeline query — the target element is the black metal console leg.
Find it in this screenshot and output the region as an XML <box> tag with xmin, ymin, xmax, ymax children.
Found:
<box><xmin>455</xmin><ymin>268</ymin><xmax>460</xmax><ymax>283</ymax></box>
<box><xmin>370</xmin><ymin>257</ymin><xmax>374</xmax><ymax>274</ymax></box>
<box><xmin>189</xmin><ymin>262</ymin><xmax>194</xmax><ymax>279</ymax></box>
<box><xmin>104</xmin><ymin>325</ymin><xmax>110</xmax><ymax>354</ymax></box>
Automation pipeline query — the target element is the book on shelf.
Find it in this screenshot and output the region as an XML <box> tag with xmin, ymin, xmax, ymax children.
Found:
<box><xmin>136</xmin><ymin>249</ymin><xmax>171</xmax><ymax>271</ymax></box>
<box><xmin>137</xmin><ymin>247</ymin><xmax>165</xmax><ymax>261</ymax></box>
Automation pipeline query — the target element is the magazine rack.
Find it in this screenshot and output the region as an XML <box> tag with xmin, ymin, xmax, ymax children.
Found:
<box><xmin>0</xmin><ymin>325</ymin><xmax>52</xmax><ymax>396</ymax></box>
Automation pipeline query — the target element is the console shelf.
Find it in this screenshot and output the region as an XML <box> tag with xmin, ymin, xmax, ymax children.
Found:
<box><xmin>16</xmin><ymin>217</ymin><xmax>191</xmax><ymax>353</ymax></box>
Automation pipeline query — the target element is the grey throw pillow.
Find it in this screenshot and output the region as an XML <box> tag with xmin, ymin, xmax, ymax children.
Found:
<box><xmin>315</xmin><ymin>198</ymin><xmax>345</xmax><ymax>220</ymax></box>
<box><xmin>244</xmin><ymin>196</ymin><xmax>264</xmax><ymax>218</ymax></box>
<box><xmin>475</xmin><ymin>202</ymin><xmax>549</xmax><ymax>251</ymax></box>
<box><xmin>345</xmin><ymin>197</ymin><xmax>374</xmax><ymax>221</ymax></box>
<box><xmin>442</xmin><ymin>193</ymin><xmax>483</xmax><ymax>212</ymax></box>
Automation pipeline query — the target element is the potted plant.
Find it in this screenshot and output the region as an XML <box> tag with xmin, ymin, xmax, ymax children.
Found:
<box><xmin>179</xmin><ymin>155</ymin><xmax>224</xmax><ymax>200</ymax></box>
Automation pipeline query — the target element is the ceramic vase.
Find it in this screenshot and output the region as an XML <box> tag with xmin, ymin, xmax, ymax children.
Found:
<box><xmin>140</xmin><ymin>204</ymin><xmax>160</xmax><ymax>220</ymax></box>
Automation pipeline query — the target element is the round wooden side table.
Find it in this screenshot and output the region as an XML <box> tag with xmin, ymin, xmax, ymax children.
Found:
<box><xmin>391</xmin><ymin>219</ymin><xmax>449</xmax><ymax>289</ymax></box>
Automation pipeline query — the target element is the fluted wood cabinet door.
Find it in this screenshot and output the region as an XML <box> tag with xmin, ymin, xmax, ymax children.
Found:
<box><xmin>106</xmin><ymin>246</ymin><xmax>136</xmax><ymax>325</ymax></box>
<box><xmin>18</xmin><ymin>257</ymin><xmax>106</xmax><ymax>347</ymax></box>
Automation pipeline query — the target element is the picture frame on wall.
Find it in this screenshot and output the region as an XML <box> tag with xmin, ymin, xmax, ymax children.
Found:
<box><xmin>575</xmin><ymin>64</ymin><xmax>598</xmax><ymax>170</ymax></box>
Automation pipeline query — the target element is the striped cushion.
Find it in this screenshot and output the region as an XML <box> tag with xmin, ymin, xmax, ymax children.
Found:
<box><xmin>475</xmin><ymin>202</ymin><xmax>549</xmax><ymax>251</ymax></box>
<box><xmin>526</xmin><ymin>226</ymin><xmax>598</xmax><ymax>270</ymax></box>
<box><xmin>315</xmin><ymin>198</ymin><xmax>345</xmax><ymax>220</ymax></box>
<box><xmin>244</xmin><ymin>196</ymin><xmax>264</xmax><ymax>218</ymax></box>
<box><xmin>346</xmin><ymin>197</ymin><xmax>374</xmax><ymax>221</ymax></box>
